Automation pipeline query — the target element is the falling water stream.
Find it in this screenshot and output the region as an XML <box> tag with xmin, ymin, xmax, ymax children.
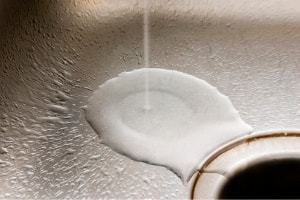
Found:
<box><xmin>143</xmin><ymin>0</ymin><xmax>150</xmax><ymax>109</ymax></box>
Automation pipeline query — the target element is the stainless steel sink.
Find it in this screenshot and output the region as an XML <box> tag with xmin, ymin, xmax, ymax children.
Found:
<box><xmin>0</xmin><ymin>0</ymin><xmax>299</xmax><ymax>198</ymax></box>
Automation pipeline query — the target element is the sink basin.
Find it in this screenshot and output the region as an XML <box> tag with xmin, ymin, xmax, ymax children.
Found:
<box><xmin>0</xmin><ymin>0</ymin><xmax>299</xmax><ymax>198</ymax></box>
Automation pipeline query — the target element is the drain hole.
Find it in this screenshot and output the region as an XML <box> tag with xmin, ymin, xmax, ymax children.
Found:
<box><xmin>218</xmin><ymin>159</ymin><xmax>300</xmax><ymax>199</ymax></box>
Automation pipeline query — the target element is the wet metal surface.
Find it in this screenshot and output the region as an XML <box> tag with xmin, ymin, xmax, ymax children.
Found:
<box><xmin>0</xmin><ymin>0</ymin><xmax>300</xmax><ymax>198</ymax></box>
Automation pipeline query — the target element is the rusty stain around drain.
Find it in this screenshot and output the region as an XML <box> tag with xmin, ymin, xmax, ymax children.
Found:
<box><xmin>191</xmin><ymin>132</ymin><xmax>300</xmax><ymax>199</ymax></box>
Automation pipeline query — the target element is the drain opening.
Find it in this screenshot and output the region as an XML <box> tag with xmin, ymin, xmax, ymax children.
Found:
<box><xmin>218</xmin><ymin>158</ymin><xmax>300</xmax><ymax>199</ymax></box>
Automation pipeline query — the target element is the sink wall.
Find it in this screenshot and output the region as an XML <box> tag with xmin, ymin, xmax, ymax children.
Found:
<box><xmin>0</xmin><ymin>0</ymin><xmax>299</xmax><ymax>198</ymax></box>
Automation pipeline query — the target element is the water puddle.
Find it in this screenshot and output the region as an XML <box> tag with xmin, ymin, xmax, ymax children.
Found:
<box><xmin>84</xmin><ymin>68</ymin><xmax>252</xmax><ymax>182</ymax></box>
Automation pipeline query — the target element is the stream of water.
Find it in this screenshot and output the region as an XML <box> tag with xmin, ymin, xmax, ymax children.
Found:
<box><xmin>143</xmin><ymin>0</ymin><xmax>150</xmax><ymax>109</ymax></box>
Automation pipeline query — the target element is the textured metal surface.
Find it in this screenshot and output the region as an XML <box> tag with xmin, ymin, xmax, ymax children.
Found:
<box><xmin>0</xmin><ymin>0</ymin><xmax>299</xmax><ymax>198</ymax></box>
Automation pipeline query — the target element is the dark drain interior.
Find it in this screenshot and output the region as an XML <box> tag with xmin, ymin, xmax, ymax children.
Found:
<box><xmin>218</xmin><ymin>158</ymin><xmax>300</xmax><ymax>199</ymax></box>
